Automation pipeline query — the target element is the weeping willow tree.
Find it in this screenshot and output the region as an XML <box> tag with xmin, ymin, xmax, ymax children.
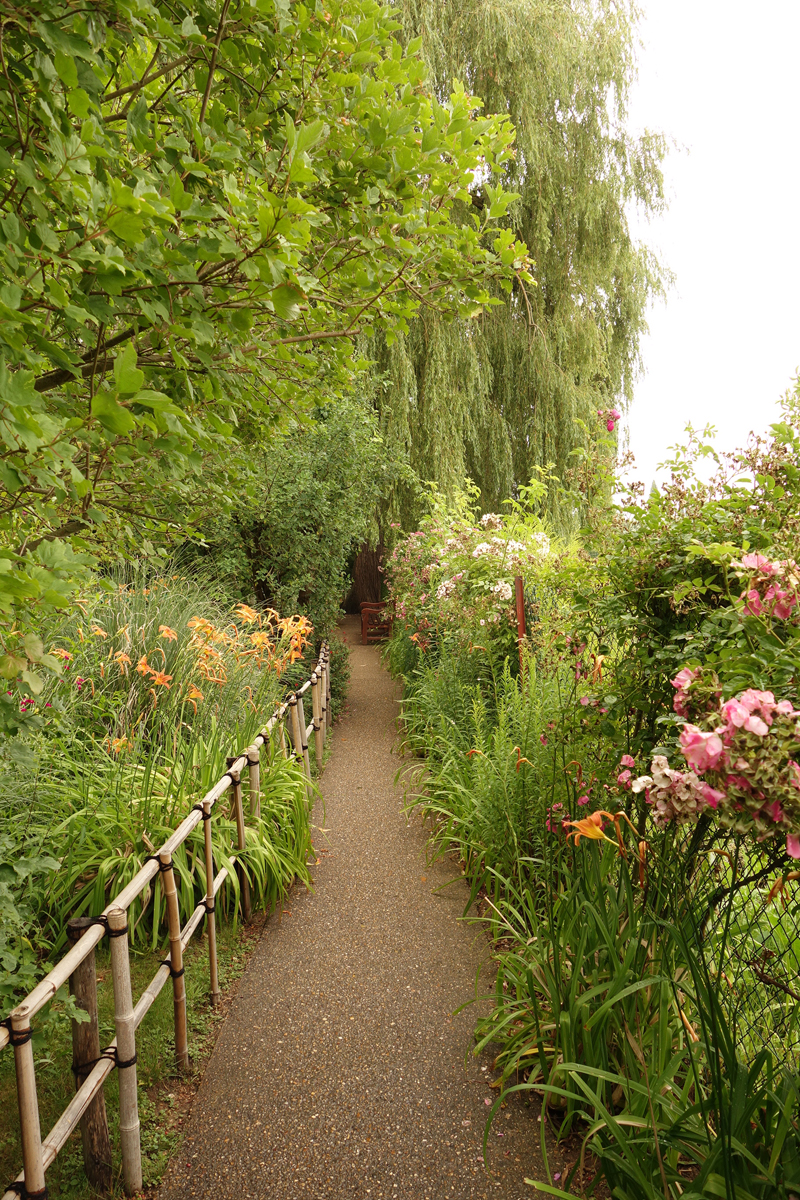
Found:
<box><xmin>363</xmin><ymin>0</ymin><xmax>668</xmax><ymax>532</ymax></box>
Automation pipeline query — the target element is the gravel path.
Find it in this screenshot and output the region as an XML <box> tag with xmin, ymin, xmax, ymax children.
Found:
<box><xmin>158</xmin><ymin>617</ymin><xmax>544</xmax><ymax>1199</ymax></box>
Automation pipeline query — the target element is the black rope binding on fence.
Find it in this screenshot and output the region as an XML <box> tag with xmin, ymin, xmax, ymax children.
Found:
<box><xmin>2</xmin><ymin>1019</ymin><xmax>32</xmax><ymax>1047</ymax></box>
<box><xmin>203</xmin><ymin>900</ymin><xmax>215</xmax><ymax>914</ymax></box>
<box><xmin>87</xmin><ymin>914</ymin><xmax>129</xmax><ymax>938</ymax></box>
<box><xmin>6</xmin><ymin>1181</ymin><xmax>48</xmax><ymax>1198</ymax></box>
<box><xmin>160</xmin><ymin>959</ymin><xmax>185</xmax><ymax>979</ymax></box>
<box><xmin>192</xmin><ymin>803</ymin><xmax>212</xmax><ymax>821</ymax></box>
<box><xmin>71</xmin><ymin>1046</ymin><xmax>137</xmax><ymax>1079</ymax></box>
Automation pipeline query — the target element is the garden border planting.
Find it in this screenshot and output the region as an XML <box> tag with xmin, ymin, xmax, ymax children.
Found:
<box><xmin>0</xmin><ymin>645</ymin><xmax>330</xmax><ymax>1200</ymax></box>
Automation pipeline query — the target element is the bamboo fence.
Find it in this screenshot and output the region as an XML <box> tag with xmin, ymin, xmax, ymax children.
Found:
<box><xmin>0</xmin><ymin>644</ymin><xmax>331</xmax><ymax>1199</ymax></box>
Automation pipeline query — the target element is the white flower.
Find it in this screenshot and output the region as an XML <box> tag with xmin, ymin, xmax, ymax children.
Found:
<box><xmin>530</xmin><ymin>532</ymin><xmax>550</xmax><ymax>557</ymax></box>
<box><xmin>491</xmin><ymin>581</ymin><xmax>513</xmax><ymax>602</ymax></box>
<box><xmin>480</xmin><ymin>513</ymin><xmax>504</xmax><ymax>530</ymax></box>
<box><xmin>436</xmin><ymin>579</ymin><xmax>456</xmax><ymax>600</ymax></box>
<box><xmin>472</xmin><ymin>542</ymin><xmax>492</xmax><ymax>558</ymax></box>
<box><xmin>507</xmin><ymin>539</ymin><xmax>526</xmax><ymax>557</ymax></box>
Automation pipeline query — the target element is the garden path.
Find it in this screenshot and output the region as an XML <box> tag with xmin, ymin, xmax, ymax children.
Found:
<box><xmin>158</xmin><ymin>616</ymin><xmax>545</xmax><ymax>1199</ymax></box>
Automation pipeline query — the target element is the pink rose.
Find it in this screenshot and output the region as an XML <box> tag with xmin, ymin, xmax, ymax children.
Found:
<box><xmin>741</xmin><ymin>553</ymin><xmax>775</xmax><ymax>573</ymax></box>
<box><xmin>744</xmin><ymin>589</ymin><xmax>762</xmax><ymax>616</ymax></box>
<box><xmin>787</xmin><ymin>834</ymin><xmax>800</xmax><ymax>859</ymax></box>
<box><xmin>764</xmin><ymin>798</ymin><xmax>784</xmax><ymax>824</ymax></box>
<box><xmin>744</xmin><ymin>714</ymin><xmax>769</xmax><ymax>737</ymax></box>
<box><xmin>606</xmin><ymin>419</ymin><xmax>615</xmax><ymax>432</ymax></box>
<box><xmin>721</xmin><ymin>698</ymin><xmax>749</xmax><ymax>728</ymax></box>
<box><xmin>777</xmin><ymin>700</ymin><xmax>796</xmax><ymax>715</ymax></box>
<box><xmin>672</xmin><ymin>668</ymin><xmax>697</xmax><ymax>692</ymax></box>
<box><xmin>579</xmin><ymin>696</ymin><xmax>590</xmax><ymax>706</ymax></box>
<box><xmin>680</xmin><ymin>724</ymin><xmax>724</xmax><ymax>772</ymax></box>
<box><xmin>617</xmin><ymin>770</ymin><xmax>632</xmax><ymax>789</ymax></box>
<box><xmin>577</xmin><ymin>794</ymin><xmax>590</xmax><ymax>806</ymax></box>
<box><xmin>620</xmin><ymin>754</ymin><xmax>636</xmax><ymax>769</ymax></box>
<box><xmin>739</xmin><ymin>688</ymin><xmax>775</xmax><ymax>714</ymax></box>
<box><xmin>700</xmin><ymin>783</ymin><xmax>725</xmax><ymax>810</ymax></box>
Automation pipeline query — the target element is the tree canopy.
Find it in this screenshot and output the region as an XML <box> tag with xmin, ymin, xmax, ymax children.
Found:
<box><xmin>0</xmin><ymin>0</ymin><xmax>530</xmax><ymax>716</ymax></box>
<box><xmin>364</xmin><ymin>0</ymin><xmax>668</xmax><ymax>530</ymax></box>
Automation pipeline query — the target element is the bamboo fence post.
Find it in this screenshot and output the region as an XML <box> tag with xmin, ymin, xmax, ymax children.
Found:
<box><xmin>325</xmin><ymin>656</ymin><xmax>332</xmax><ymax>735</ymax></box>
<box><xmin>107</xmin><ymin>906</ymin><xmax>142</xmax><ymax>1197</ymax></box>
<box><xmin>67</xmin><ymin>918</ymin><xmax>112</xmax><ymax>1193</ymax></box>
<box><xmin>310</xmin><ymin>670</ymin><xmax>324</xmax><ymax>771</ymax></box>
<box><xmin>247</xmin><ymin>744</ymin><xmax>261</xmax><ymax>820</ymax></box>
<box><xmin>288</xmin><ymin>694</ymin><xmax>304</xmax><ymax>765</ymax></box>
<box><xmin>158</xmin><ymin>853</ymin><xmax>190</xmax><ymax>1072</ymax></box>
<box><xmin>227</xmin><ymin>759</ymin><xmax>252</xmax><ymax>924</ymax></box>
<box><xmin>201</xmin><ymin>799</ymin><xmax>221</xmax><ymax>1007</ymax></box>
<box><xmin>319</xmin><ymin>659</ymin><xmax>328</xmax><ymax>744</ymax></box>
<box><xmin>9</xmin><ymin>1005</ymin><xmax>46</xmax><ymax>1199</ymax></box>
<box><xmin>296</xmin><ymin>693</ymin><xmax>313</xmax><ymax>797</ymax></box>
<box><xmin>277</xmin><ymin>715</ymin><xmax>288</xmax><ymax>759</ymax></box>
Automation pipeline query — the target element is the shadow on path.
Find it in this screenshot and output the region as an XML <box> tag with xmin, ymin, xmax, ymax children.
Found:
<box><xmin>159</xmin><ymin>616</ymin><xmax>543</xmax><ymax>1199</ymax></box>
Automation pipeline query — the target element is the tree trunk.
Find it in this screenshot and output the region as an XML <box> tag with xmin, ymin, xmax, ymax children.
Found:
<box><xmin>347</xmin><ymin>544</ymin><xmax>384</xmax><ymax>610</ymax></box>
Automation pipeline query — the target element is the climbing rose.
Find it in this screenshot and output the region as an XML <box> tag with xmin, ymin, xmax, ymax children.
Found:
<box><xmin>679</xmin><ymin>725</ymin><xmax>724</xmax><ymax>772</ymax></box>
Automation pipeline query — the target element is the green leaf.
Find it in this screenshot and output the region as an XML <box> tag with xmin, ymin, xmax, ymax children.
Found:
<box><xmin>20</xmin><ymin>668</ymin><xmax>44</xmax><ymax>695</ymax></box>
<box><xmin>23</xmin><ymin>634</ymin><xmax>44</xmax><ymax>663</ymax></box>
<box><xmin>92</xmin><ymin>392</ymin><xmax>136</xmax><ymax>435</ymax></box>
<box><xmin>0</xmin><ymin>655</ymin><xmax>25</xmax><ymax>679</ymax></box>
<box><xmin>271</xmin><ymin>284</ymin><xmax>305</xmax><ymax>322</ymax></box>
<box><xmin>113</xmin><ymin>345</ymin><xmax>144</xmax><ymax>395</ymax></box>
<box><xmin>54</xmin><ymin>49</ymin><xmax>78</xmax><ymax>88</ymax></box>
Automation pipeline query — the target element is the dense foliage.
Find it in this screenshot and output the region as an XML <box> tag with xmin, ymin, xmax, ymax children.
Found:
<box><xmin>0</xmin><ymin>570</ymin><xmax>315</xmax><ymax>1017</ymax></box>
<box><xmin>361</xmin><ymin>0</ymin><xmax>667</xmax><ymax>529</ymax></box>
<box><xmin>0</xmin><ymin>0</ymin><xmax>529</xmax><ymax>735</ymax></box>
<box><xmin>387</xmin><ymin>401</ymin><xmax>800</xmax><ymax>1197</ymax></box>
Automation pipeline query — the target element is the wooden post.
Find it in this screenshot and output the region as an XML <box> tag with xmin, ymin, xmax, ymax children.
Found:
<box><xmin>107</xmin><ymin>906</ymin><xmax>142</xmax><ymax>1197</ymax></box>
<box><xmin>202</xmin><ymin>799</ymin><xmax>221</xmax><ymax>1008</ymax></box>
<box><xmin>277</xmin><ymin>715</ymin><xmax>288</xmax><ymax>759</ymax></box>
<box><xmin>514</xmin><ymin>575</ymin><xmax>526</xmax><ymax>673</ymax></box>
<box><xmin>319</xmin><ymin>659</ymin><xmax>328</xmax><ymax>744</ymax></box>
<box><xmin>288</xmin><ymin>695</ymin><xmax>304</xmax><ymax>766</ymax></box>
<box><xmin>325</xmin><ymin>655</ymin><xmax>332</xmax><ymax>734</ymax></box>
<box><xmin>67</xmin><ymin>918</ymin><xmax>112</xmax><ymax>1193</ymax></box>
<box><xmin>158</xmin><ymin>854</ymin><xmax>190</xmax><ymax>1072</ymax></box>
<box><xmin>247</xmin><ymin>744</ymin><xmax>260</xmax><ymax>820</ymax></box>
<box><xmin>311</xmin><ymin>671</ymin><xmax>324</xmax><ymax>771</ymax></box>
<box><xmin>227</xmin><ymin>760</ymin><xmax>252</xmax><ymax>924</ymax></box>
<box><xmin>10</xmin><ymin>1005</ymin><xmax>46</xmax><ymax>1199</ymax></box>
<box><xmin>296</xmin><ymin>693</ymin><xmax>313</xmax><ymax>799</ymax></box>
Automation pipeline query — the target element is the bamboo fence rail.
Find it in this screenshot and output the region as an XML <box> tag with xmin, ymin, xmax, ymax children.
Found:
<box><xmin>1</xmin><ymin>643</ymin><xmax>331</xmax><ymax>1199</ymax></box>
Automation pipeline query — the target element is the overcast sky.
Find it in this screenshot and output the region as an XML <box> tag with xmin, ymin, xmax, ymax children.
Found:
<box><xmin>624</xmin><ymin>0</ymin><xmax>800</xmax><ymax>488</ymax></box>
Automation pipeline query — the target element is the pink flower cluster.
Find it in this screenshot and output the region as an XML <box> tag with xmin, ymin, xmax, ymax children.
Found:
<box><xmin>736</xmin><ymin>552</ymin><xmax>800</xmax><ymax>621</ymax></box>
<box><xmin>598</xmin><ymin>407</ymin><xmax>622</xmax><ymax>434</ymax></box>
<box><xmin>636</xmin><ymin>670</ymin><xmax>800</xmax><ymax>857</ymax></box>
<box><xmin>631</xmin><ymin>755</ymin><xmax>720</xmax><ymax>827</ymax></box>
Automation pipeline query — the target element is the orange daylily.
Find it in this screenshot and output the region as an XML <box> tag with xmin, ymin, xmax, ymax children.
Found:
<box><xmin>514</xmin><ymin>746</ymin><xmax>532</xmax><ymax>771</ymax></box>
<box><xmin>767</xmin><ymin>870</ymin><xmax>800</xmax><ymax>906</ymax></box>
<box><xmin>565</xmin><ymin>810</ymin><xmax>617</xmax><ymax>846</ymax></box>
<box><xmin>113</xmin><ymin>651</ymin><xmax>132</xmax><ymax>675</ymax></box>
<box><xmin>136</xmin><ymin>655</ymin><xmax>151</xmax><ymax>676</ymax></box>
<box><xmin>184</xmin><ymin>684</ymin><xmax>204</xmax><ymax>712</ymax></box>
<box><xmin>110</xmin><ymin>736</ymin><xmax>131</xmax><ymax>754</ymax></box>
<box><xmin>149</xmin><ymin>670</ymin><xmax>173</xmax><ymax>688</ymax></box>
<box><xmin>50</xmin><ymin>647</ymin><xmax>73</xmax><ymax>663</ymax></box>
<box><xmin>235</xmin><ymin>603</ymin><xmax>261</xmax><ymax>625</ymax></box>
<box><xmin>90</xmin><ymin>625</ymin><xmax>108</xmax><ymax>639</ymax></box>
<box><xmin>158</xmin><ymin>625</ymin><xmax>178</xmax><ymax>642</ymax></box>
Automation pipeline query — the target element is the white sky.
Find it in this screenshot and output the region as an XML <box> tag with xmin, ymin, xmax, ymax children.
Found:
<box><xmin>624</xmin><ymin>0</ymin><xmax>800</xmax><ymax>488</ymax></box>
